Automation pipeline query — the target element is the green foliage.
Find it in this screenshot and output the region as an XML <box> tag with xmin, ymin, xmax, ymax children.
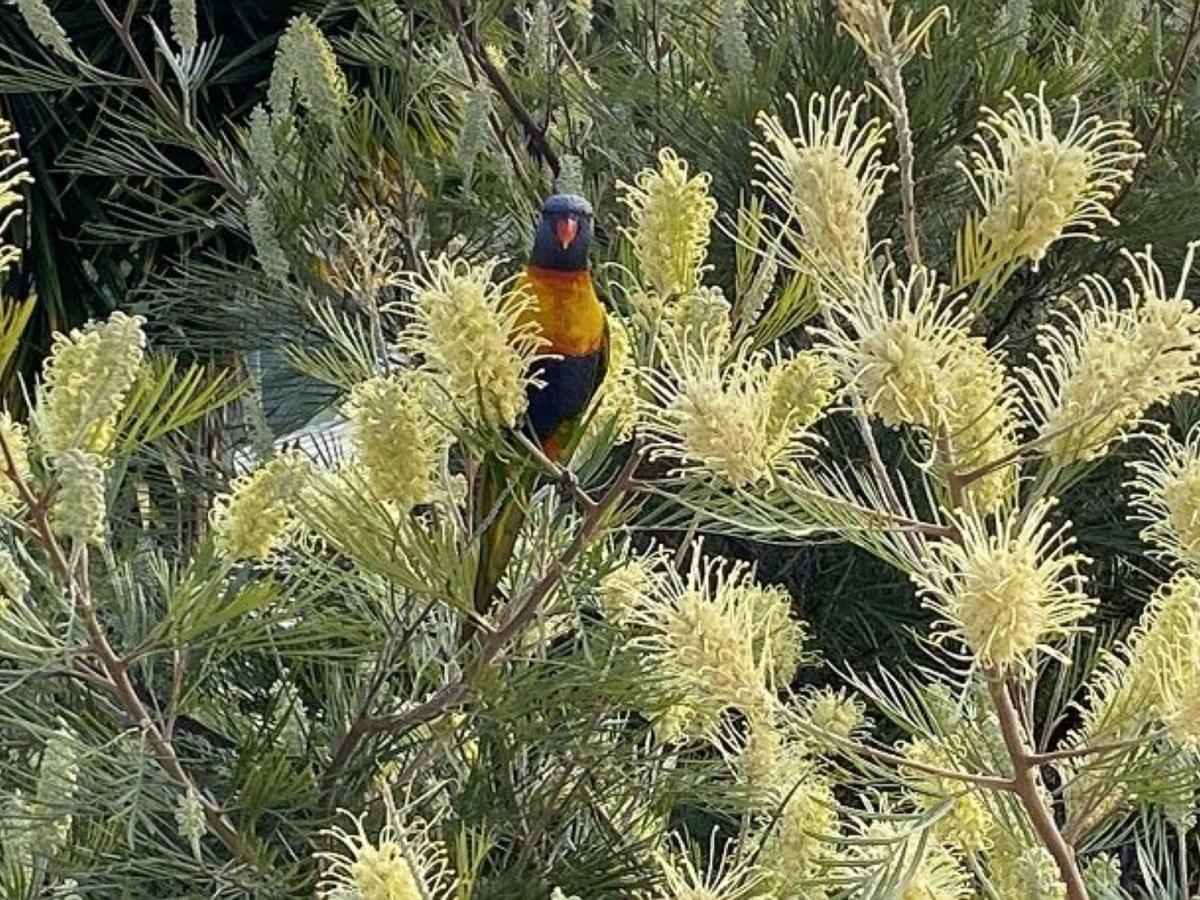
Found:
<box><xmin>3</xmin><ymin>0</ymin><xmax>1200</xmax><ymax>898</ymax></box>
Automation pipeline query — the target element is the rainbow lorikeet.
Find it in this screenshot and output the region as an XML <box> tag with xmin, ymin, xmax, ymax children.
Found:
<box><xmin>472</xmin><ymin>194</ymin><xmax>609</xmax><ymax>614</ymax></box>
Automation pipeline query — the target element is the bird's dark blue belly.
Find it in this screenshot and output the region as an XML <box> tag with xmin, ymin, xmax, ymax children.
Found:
<box><xmin>527</xmin><ymin>351</ymin><xmax>603</xmax><ymax>441</ymax></box>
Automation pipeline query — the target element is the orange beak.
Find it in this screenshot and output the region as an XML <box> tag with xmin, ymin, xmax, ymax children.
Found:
<box><xmin>554</xmin><ymin>216</ymin><xmax>579</xmax><ymax>250</ymax></box>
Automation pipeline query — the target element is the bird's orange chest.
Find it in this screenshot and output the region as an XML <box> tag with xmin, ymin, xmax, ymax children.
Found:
<box><xmin>518</xmin><ymin>266</ymin><xmax>606</xmax><ymax>357</ymax></box>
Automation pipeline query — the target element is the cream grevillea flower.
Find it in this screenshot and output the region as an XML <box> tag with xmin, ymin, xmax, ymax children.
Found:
<box><xmin>1128</xmin><ymin>424</ymin><xmax>1200</xmax><ymax>566</ymax></box>
<box><xmin>754</xmin><ymin>772</ymin><xmax>839</xmax><ymax>894</ymax></box>
<box><xmin>211</xmin><ymin>453</ymin><xmax>311</xmax><ymax>561</ymax></box>
<box><xmin>818</xmin><ymin>267</ymin><xmax>971</xmax><ymax>428</ymax></box>
<box><xmin>936</xmin><ymin>337</ymin><xmax>1021</xmax><ymax>511</ymax></box>
<box><xmin>900</xmin><ymin>736</ymin><xmax>992</xmax><ymax>854</ymax></box>
<box><xmin>316</xmin><ymin>807</ymin><xmax>457</xmax><ymax>900</ymax></box>
<box><xmin>717</xmin><ymin>713</ymin><xmax>811</xmax><ymax>810</ymax></box>
<box><xmin>343</xmin><ymin>372</ymin><xmax>446</xmax><ymax>512</ymax></box>
<box><xmin>628</xmin><ymin>549</ymin><xmax>798</xmax><ymax>737</ymax></box>
<box><xmin>399</xmin><ymin>256</ymin><xmax>543</xmax><ymax>430</ymax></box>
<box><xmin>640</xmin><ymin>830</ymin><xmax>766</xmax><ymax>900</ymax></box>
<box><xmin>860</xmin><ymin>820</ymin><xmax>972</xmax><ymax>900</ymax></box>
<box><xmin>1022</xmin><ymin>244</ymin><xmax>1200</xmax><ymax>466</ymax></box>
<box><xmin>801</xmin><ymin>686</ymin><xmax>865</xmax><ymax>744</ymax></box>
<box><xmin>753</xmin><ymin>88</ymin><xmax>892</xmax><ymax>278</ymax></box>
<box><xmin>1076</xmin><ymin>572</ymin><xmax>1200</xmax><ymax>746</ymax></box>
<box><xmin>0</xmin><ymin>115</ymin><xmax>34</xmax><ymax>274</ymax></box>
<box><xmin>0</xmin><ymin>413</ymin><xmax>31</xmax><ymax>517</ymax></box>
<box><xmin>916</xmin><ymin>499</ymin><xmax>1093</xmax><ymax>674</ymax></box>
<box><xmin>819</xmin><ymin>267</ymin><xmax>1019</xmax><ymax>508</ymax></box>
<box><xmin>271</xmin><ymin>15</ymin><xmax>348</xmax><ymax>129</ymax></box>
<box><xmin>1062</xmin><ymin>572</ymin><xmax>1200</xmax><ymax>832</ymax></box>
<box><xmin>619</xmin><ymin>147</ymin><xmax>718</xmax><ymax>297</ymax></box>
<box><xmin>642</xmin><ymin>337</ymin><xmax>822</xmax><ymax>487</ymax></box>
<box><xmin>964</xmin><ymin>85</ymin><xmax>1141</xmax><ymax>268</ymax></box>
<box><xmin>765</xmin><ymin>350</ymin><xmax>839</xmax><ymax>435</ymax></box>
<box><xmin>596</xmin><ymin>552</ymin><xmax>664</xmax><ymax>627</ymax></box>
<box><xmin>37</xmin><ymin>311</ymin><xmax>146</xmax><ymax>459</ymax></box>
<box><xmin>50</xmin><ymin>450</ymin><xmax>106</xmax><ymax>546</ymax></box>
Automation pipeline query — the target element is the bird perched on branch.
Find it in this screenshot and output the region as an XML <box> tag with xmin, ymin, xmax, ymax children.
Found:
<box><xmin>473</xmin><ymin>193</ymin><xmax>609</xmax><ymax>615</ymax></box>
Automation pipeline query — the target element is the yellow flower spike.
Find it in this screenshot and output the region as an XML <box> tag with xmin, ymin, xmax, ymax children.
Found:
<box><xmin>316</xmin><ymin>808</ymin><xmax>457</xmax><ymax>900</ymax></box>
<box><xmin>964</xmin><ymin>84</ymin><xmax>1141</xmax><ymax>269</ymax></box>
<box><xmin>753</xmin><ymin>88</ymin><xmax>893</xmax><ymax>279</ymax></box>
<box><xmin>1077</xmin><ymin>572</ymin><xmax>1200</xmax><ymax>747</ymax></box>
<box><xmin>916</xmin><ymin>498</ymin><xmax>1094</xmax><ymax>674</ymax></box>
<box><xmin>38</xmin><ymin>311</ymin><xmax>147</xmax><ymax>459</ymax></box>
<box><xmin>343</xmin><ymin>372</ymin><xmax>446</xmax><ymax>512</ymax></box>
<box><xmin>49</xmin><ymin>450</ymin><xmax>107</xmax><ymax>546</ymax></box>
<box><xmin>765</xmin><ymin>349</ymin><xmax>838</xmax><ymax>435</ymax></box>
<box><xmin>661</xmin><ymin>286</ymin><xmax>732</xmax><ymax>362</ymax></box>
<box><xmin>802</xmin><ymin>686</ymin><xmax>865</xmax><ymax>744</ymax></box>
<box><xmin>755</xmin><ymin>774</ymin><xmax>839</xmax><ymax>896</ymax></box>
<box><xmin>618</xmin><ymin>148</ymin><xmax>718</xmax><ymax>298</ymax></box>
<box><xmin>0</xmin><ymin>413</ymin><xmax>31</xmax><ymax>517</ymax></box>
<box><xmin>628</xmin><ymin>548</ymin><xmax>799</xmax><ymax>740</ymax></box>
<box><xmin>1023</xmin><ymin>244</ymin><xmax>1200</xmax><ymax>466</ymax></box>
<box><xmin>399</xmin><ymin>256</ymin><xmax>544</xmax><ymax>430</ymax></box>
<box><xmin>1129</xmin><ymin>423</ymin><xmax>1200</xmax><ymax>566</ymax></box>
<box><xmin>0</xmin><ymin>116</ymin><xmax>34</xmax><ymax>275</ymax></box>
<box><xmin>641</xmin><ymin>830</ymin><xmax>767</xmax><ymax>900</ymax></box>
<box><xmin>818</xmin><ymin>266</ymin><xmax>970</xmax><ymax>429</ymax></box>
<box><xmin>642</xmin><ymin>337</ymin><xmax>820</xmax><ymax>488</ymax></box>
<box><xmin>596</xmin><ymin>556</ymin><xmax>660</xmax><ymax>627</ymax></box>
<box><xmin>274</xmin><ymin>15</ymin><xmax>348</xmax><ymax>130</ymax></box>
<box><xmin>936</xmin><ymin>338</ymin><xmax>1020</xmax><ymax>511</ymax></box>
<box><xmin>900</xmin><ymin>736</ymin><xmax>992</xmax><ymax>854</ymax></box>
<box><xmin>210</xmin><ymin>453</ymin><xmax>311</xmax><ymax>561</ymax></box>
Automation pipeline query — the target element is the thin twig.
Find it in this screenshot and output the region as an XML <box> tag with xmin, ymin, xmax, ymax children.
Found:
<box><xmin>444</xmin><ymin>0</ymin><xmax>560</xmax><ymax>176</ymax></box>
<box><xmin>331</xmin><ymin>443</ymin><xmax>646</xmax><ymax>787</ymax></box>
<box><xmin>1026</xmin><ymin>734</ymin><xmax>1152</xmax><ymax>766</ymax></box>
<box><xmin>92</xmin><ymin>0</ymin><xmax>248</xmax><ymax>203</ymax></box>
<box><xmin>0</xmin><ymin>431</ymin><xmax>252</xmax><ymax>865</ymax></box>
<box><xmin>1109</xmin><ymin>0</ymin><xmax>1200</xmax><ymax>216</ymax></box>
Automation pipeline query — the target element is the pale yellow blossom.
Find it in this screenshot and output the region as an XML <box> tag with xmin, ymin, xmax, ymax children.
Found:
<box><xmin>964</xmin><ymin>85</ymin><xmax>1141</xmax><ymax>268</ymax></box>
<box><xmin>1023</xmin><ymin>244</ymin><xmax>1200</xmax><ymax>465</ymax></box>
<box><xmin>50</xmin><ymin>450</ymin><xmax>106</xmax><ymax>546</ymax></box>
<box><xmin>343</xmin><ymin>372</ymin><xmax>446</xmax><ymax>511</ymax></box>
<box><xmin>916</xmin><ymin>499</ymin><xmax>1093</xmax><ymax>673</ymax></box>
<box><xmin>211</xmin><ymin>453</ymin><xmax>310</xmax><ymax>560</ymax></box>
<box><xmin>37</xmin><ymin>312</ymin><xmax>146</xmax><ymax>458</ymax></box>
<box><xmin>753</xmin><ymin>88</ymin><xmax>892</xmax><ymax>278</ymax></box>
<box><xmin>628</xmin><ymin>549</ymin><xmax>800</xmax><ymax>738</ymax></box>
<box><xmin>642</xmin><ymin>338</ymin><xmax>821</xmax><ymax>487</ymax></box>
<box><xmin>619</xmin><ymin>148</ymin><xmax>718</xmax><ymax>297</ymax></box>
<box><xmin>317</xmin><ymin>806</ymin><xmax>457</xmax><ymax>900</ymax></box>
<box><xmin>640</xmin><ymin>831</ymin><xmax>766</xmax><ymax>900</ymax></box>
<box><xmin>399</xmin><ymin>256</ymin><xmax>543</xmax><ymax>430</ymax></box>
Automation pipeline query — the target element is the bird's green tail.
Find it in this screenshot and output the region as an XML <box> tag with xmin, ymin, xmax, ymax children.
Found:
<box><xmin>472</xmin><ymin>455</ymin><xmax>537</xmax><ymax>615</ymax></box>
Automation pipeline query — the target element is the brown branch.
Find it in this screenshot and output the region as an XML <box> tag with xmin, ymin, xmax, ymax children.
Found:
<box><xmin>989</xmin><ymin>675</ymin><xmax>1088</xmax><ymax>900</ymax></box>
<box><xmin>92</xmin><ymin>0</ymin><xmax>248</xmax><ymax>203</ymax></box>
<box><xmin>444</xmin><ymin>0</ymin><xmax>560</xmax><ymax>177</ymax></box>
<box><xmin>0</xmin><ymin>431</ymin><xmax>253</xmax><ymax>865</ymax></box>
<box><xmin>1109</xmin><ymin>0</ymin><xmax>1200</xmax><ymax>216</ymax></box>
<box><xmin>318</xmin><ymin>443</ymin><xmax>646</xmax><ymax>794</ymax></box>
<box><xmin>1027</xmin><ymin>734</ymin><xmax>1153</xmax><ymax>766</ymax></box>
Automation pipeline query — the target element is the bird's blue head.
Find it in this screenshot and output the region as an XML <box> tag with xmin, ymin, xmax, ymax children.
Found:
<box><xmin>530</xmin><ymin>193</ymin><xmax>594</xmax><ymax>271</ymax></box>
